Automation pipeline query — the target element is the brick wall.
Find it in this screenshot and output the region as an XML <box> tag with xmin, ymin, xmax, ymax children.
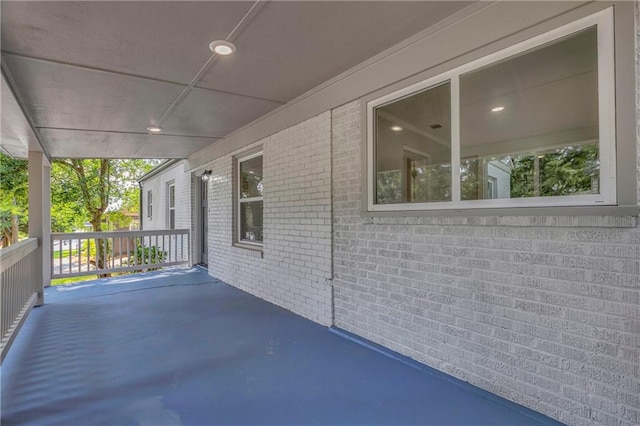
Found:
<box><xmin>331</xmin><ymin>99</ymin><xmax>639</xmax><ymax>426</ymax></box>
<box><xmin>206</xmin><ymin>112</ymin><xmax>333</xmax><ymax>325</ymax></box>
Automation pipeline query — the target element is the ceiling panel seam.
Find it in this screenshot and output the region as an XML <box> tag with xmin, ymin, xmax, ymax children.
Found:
<box><xmin>35</xmin><ymin>126</ymin><xmax>224</xmax><ymax>140</ymax></box>
<box><xmin>1</xmin><ymin>51</ymin><xmax>285</xmax><ymax>105</ymax></box>
<box><xmin>154</xmin><ymin>0</ymin><xmax>266</xmax><ymax>128</ymax></box>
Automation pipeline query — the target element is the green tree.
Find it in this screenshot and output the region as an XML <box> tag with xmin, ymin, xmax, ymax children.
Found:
<box><xmin>52</xmin><ymin>159</ymin><xmax>158</xmax><ymax>274</ymax></box>
<box><xmin>0</xmin><ymin>153</ymin><xmax>28</xmax><ymax>247</ymax></box>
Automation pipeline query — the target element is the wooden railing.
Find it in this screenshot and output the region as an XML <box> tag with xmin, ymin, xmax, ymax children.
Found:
<box><xmin>1</xmin><ymin>238</ymin><xmax>40</xmax><ymax>362</ymax></box>
<box><xmin>51</xmin><ymin>229</ymin><xmax>190</xmax><ymax>279</ymax></box>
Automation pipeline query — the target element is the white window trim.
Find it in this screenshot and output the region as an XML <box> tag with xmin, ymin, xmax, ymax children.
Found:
<box><xmin>367</xmin><ymin>8</ymin><xmax>616</xmax><ymax>212</ymax></box>
<box><xmin>237</xmin><ymin>151</ymin><xmax>263</xmax><ymax>246</ymax></box>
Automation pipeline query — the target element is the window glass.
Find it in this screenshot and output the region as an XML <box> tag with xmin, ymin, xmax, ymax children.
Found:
<box><xmin>369</xmin><ymin>14</ymin><xmax>612</xmax><ymax>211</ymax></box>
<box><xmin>459</xmin><ymin>27</ymin><xmax>599</xmax><ymax>200</ymax></box>
<box><xmin>169</xmin><ymin>185</ymin><xmax>175</xmax><ymax>208</ymax></box>
<box><xmin>375</xmin><ymin>82</ymin><xmax>451</xmax><ymax>204</ymax></box>
<box><xmin>240</xmin><ymin>201</ymin><xmax>263</xmax><ymax>242</ymax></box>
<box><xmin>240</xmin><ymin>156</ymin><xmax>263</xmax><ymax>198</ymax></box>
<box><xmin>169</xmin><ymin>210</ymin><xmax>175</xmax><ymax>230</ymax></box>
<box><xmin>238</xmin><ymin>154</ymin><xmax>263</xmax><ymax>245</ymax></box>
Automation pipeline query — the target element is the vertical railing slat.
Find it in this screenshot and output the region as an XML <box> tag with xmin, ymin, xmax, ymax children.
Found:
<box><xmin>48</xmin><ymin>230</ymin><xmax>190</xmax><ymax>279</ymax></box>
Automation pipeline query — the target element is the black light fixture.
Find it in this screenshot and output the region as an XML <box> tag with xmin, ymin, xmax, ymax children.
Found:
<box><xmin>201</xmin><ymin>170</ymin><xmax>212</xmax><ymax>182</ymax></box>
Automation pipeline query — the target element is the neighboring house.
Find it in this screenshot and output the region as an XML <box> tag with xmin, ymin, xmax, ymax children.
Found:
<box><xmin>140</xmin><ymin>3</ymin><xmax>639</xmax><ymax>426</ymax></box>
<box><xmin>138</xmin><ymin>160</ymin><xmax>194</xmax><ymax>263</ymax></box>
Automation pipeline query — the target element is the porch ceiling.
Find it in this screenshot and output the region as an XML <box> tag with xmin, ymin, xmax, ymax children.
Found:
<box><xmin>0</xmin><ymin>1</ymin><xmax>472</xmax><ymax>159</ymax></box>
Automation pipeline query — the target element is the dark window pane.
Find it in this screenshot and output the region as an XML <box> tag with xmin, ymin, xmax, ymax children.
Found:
<box><xmin>169</xmin><ymin>210</ymin><xmax>175</xmax><ymax>230</ymax></box>
<box><xmin>240</xmin><ymin>201</ymin><xmax>263</xmax><ymax>243</ymax></box>
<box><xmin>460</xmin><ymin>27</ymin><xmax>598</xmax><ymax>200</ymax></box>
<box><xmin>240</xmin><ymin>156</ymin><xmax>263</xmax><ymax>198</ymax></box>
<box><xmin>375</xmin><ymin>82</ymin><xmax>451</xmax><ymax>204</ymax></box>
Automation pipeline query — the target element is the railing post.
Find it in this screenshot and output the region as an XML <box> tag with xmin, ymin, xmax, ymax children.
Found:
<box><xmin>28</xmin><ymin>151</ymin><xmax>51</xmax><ymax>305</ymax></box>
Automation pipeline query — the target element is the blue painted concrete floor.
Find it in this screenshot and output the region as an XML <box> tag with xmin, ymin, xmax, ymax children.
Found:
<box><xmin>2</xmin><ymin>268</ymin><xmax>563</xmax><ymax>426</ymax></box>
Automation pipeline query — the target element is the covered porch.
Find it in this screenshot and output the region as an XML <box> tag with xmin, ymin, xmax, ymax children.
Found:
<box><xmin>2</xmin><ymin>267</ymin><xmax>559</xmax><ymax>425</ymax></box>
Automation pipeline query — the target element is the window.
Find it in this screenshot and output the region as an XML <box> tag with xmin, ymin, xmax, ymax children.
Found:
<box><xmin>147</xmin><ymin>190</ymin><xmax>152</xmax><ymax>219</ymax></box>
<box><xmin>368</xmin><ymin>9</ymin><xmax>615</xmax><ymax>211</ymax></box>
<box><xmin>168</xmin><ymin>183</ymin><xmax>175</xmax><ymax>229</ymax></box>
<box><xmin>237</xmin><ymin>152</ymin><xmax>263</xmax><ymax>245</ymax></box>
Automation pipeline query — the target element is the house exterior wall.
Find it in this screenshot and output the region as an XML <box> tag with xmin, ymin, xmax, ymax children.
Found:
<box><xmin>332</xmin><ymin>99</ymin><xmax>639</xmax><ymax>426</ymax></box>
<box><xmin>173</xmin><ymin>2</ymin><xmax>639</xmax><ymax>425</ymax></box>
<box><xmin>205</xmin><ymin>112</ymin><xmax>333</xmax><ymax>325</ymax></box>
<box><xmin>141</xmin><ymin>161</ymin><xmax>192</xmax><ymax>232</ymax></box>
<box><xmin>140</xmin><ymin>160</ymin><xmax>193</xmax><ymax>263</ymax></box>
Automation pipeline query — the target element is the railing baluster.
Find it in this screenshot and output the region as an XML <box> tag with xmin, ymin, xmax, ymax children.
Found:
<box><xmin>48</xmin><ymin>230</ymin><xmax>190</xmax><ymax>279</ymax></box>
<box><xmin>1</xmin><ymin>238</ymin><xmax>39</xmax><ymax>360</ymax></box>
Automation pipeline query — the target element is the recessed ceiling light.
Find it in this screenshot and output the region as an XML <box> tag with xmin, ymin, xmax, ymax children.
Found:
<box><xmin>209</xmin><ymin>40</ymin><xmax>236</xmax><ymax>55</ymax></box>
<box><xmin>491</xmin><ymin>106</ymin><xmax>505</xmax><ymax>112</ymax></box>
<box><xmin>391</xmin><ymin>126</ymin><xmax>403</xmax><ymax>132</ymax></box>
<box><xmin>147</xmin><ymin>126</ymin><xmax>162</xmax><ymax>133</ymax></box>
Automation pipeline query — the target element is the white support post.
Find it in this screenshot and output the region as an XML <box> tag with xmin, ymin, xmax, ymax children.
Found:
<box><xmin>28</xmin><ymin>151</ymin><xmax>51</xmax><ymax>305</ymax></box>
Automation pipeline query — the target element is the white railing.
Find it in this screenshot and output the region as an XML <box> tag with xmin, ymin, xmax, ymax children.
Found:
<box><xmin>51</xmin><ymin>229</ymin><xmax>190</xmax><ymax>279</ymax></box>
<box><xmin>1</xmin><ymin>238</ymin><xmax>40</xmax><ymax>362</ymax></box>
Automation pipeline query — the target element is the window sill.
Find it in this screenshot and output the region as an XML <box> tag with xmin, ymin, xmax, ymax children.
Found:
<box><xmin>232</xmin><ymin>242</ymin><xmax>264</xmax><ymax>258</ymax></box>
<box><xmin>361</xmin><ymin>205</ymin><xmax>639</xmax><ymax>228</ymax></box>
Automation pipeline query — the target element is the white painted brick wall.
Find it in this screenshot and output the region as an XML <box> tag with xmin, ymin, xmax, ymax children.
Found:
<box><xmin>331</xmin><ymin>98</ymin><xmax>640</xmax><ymax>426</ymax></box>
<box><xmin>207</xmin><ymin>113</ymin><xmax>333</xmax><ymax>325</ymax></box>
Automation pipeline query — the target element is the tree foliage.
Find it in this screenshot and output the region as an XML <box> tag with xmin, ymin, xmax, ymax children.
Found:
<box><xmin>52</xmin><ymin>159</ymin><xmax>158</xmax><ymax>276</ymax></box>
<box><xmin>51</xmin><ymin>159</ymin><xmax>158</xmax><ymax>232</ymax></box>
<box><xmin>510</xmin><ymin>144</ymin><xmax>598</xmax><ymax>198</ymax></box>
<box><xmin>0</xmin><ymin>153</ymin><xmax>28</xmax><ymax>247</ymax></box>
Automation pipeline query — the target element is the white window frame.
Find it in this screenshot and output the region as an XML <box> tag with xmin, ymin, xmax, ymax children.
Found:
<box><xmin>237</xmin><ymin>151</ymin><xmax>263</xmax><ymax>246</ymax></box>
<box><xmin>367</xmin><ymin>8</ymin><xmax>615</xmax><ymax>212</ymax></box>
<box><xmin>167</xmin><ymin>182</ymin><xmax>175</xmax><ymax>230</ymax></box>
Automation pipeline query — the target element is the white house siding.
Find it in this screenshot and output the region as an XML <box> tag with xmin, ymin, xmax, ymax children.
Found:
<box><xmin>206</xmin><ymin>112</ymin><xmax>333</xmax><ymax>325</ymax></box>
<box><xmin>140</xmin><ymin>160</ymin><xmax>193</xmax><ymax>261</ymax></box>
<box><xmin>331</xmin><ymin>99</ymin><xmax>639</xmax><ymax>426</ymax></box>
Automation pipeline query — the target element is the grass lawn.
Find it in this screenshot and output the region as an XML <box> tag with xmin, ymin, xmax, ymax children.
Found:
<box><xmin>52</xmin><ymin>249</ymin><xmax>79</xmax><ymax>258</ymax></box>
<box><xmin>51</xmin><ymin>275</ymin><xmax>97</xmax><ymax>286</ymax></box>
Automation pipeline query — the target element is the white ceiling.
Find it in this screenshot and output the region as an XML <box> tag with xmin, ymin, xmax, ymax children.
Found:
<box><xmin>1</xmin><ymin>1</ymin><xmax>472</xmax><ymax>159</ymax></box>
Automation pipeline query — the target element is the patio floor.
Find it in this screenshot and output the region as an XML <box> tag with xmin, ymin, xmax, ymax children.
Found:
<box><xmin>2</xmin><ymin>268</ymin><xmax>562</xmax><ymax>426</ymax></box>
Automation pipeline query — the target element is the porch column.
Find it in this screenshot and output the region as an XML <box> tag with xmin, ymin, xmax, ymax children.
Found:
<box><xmin>28</xmin><ymin>151</ymin><xmax>51</xmax><ymax>305</ymax></box>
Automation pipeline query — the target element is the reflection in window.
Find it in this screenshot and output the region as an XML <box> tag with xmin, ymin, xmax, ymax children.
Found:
<box><xmin>375</xmin><ymin>82</ymin><xmax>451</xmax><ymax>204</ymax></box>
<box><xmin>460</xmin><ymin>27</ymin><xmax>599</xmax><ymax>201</ymax></box>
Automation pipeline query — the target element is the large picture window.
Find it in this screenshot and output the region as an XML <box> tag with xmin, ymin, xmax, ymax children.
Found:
<box><xmin>237</xmin><ymin>152</ymin><xmax>263</xmax><ymax>245</ymax></box>
<box><xmin>368</xmin><ymin>9</ymin><xmax>615</xmax><ymax>211</ymax></box>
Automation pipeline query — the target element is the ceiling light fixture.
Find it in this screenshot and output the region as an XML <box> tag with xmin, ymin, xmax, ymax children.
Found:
<box><xmin>491</xmin><ymin>106</ymin><xmax>505</xmax><ymax>112</ymax></box>
<box><xmin>209</xmin><ymin>40</ymin><xmax>236</xmax><ymax>56</ymax></box>
<box><xmin>147</xmin><ymin>126</ymin><xmax>162</xmax><ymax>133</ymax></box>
<box><xmin>391</xmin><ymin>126</ymin><xmax>403</xmax><ymax>132</ymax></box>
